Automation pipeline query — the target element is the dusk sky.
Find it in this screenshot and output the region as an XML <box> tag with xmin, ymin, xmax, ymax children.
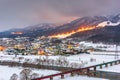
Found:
<box><xmin>0</xmin><ymin>0</ymin><xmax>120</xmax><ymax>31</ymax></box>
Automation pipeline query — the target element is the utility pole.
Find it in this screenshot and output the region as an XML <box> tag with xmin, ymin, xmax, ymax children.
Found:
<box><xmin>115</xmin><ymin>44</ymin><xmax>119</xmax><ymax>59</ymax></box>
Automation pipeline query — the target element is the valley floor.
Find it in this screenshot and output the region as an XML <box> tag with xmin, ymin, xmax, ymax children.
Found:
<box><xmin>0</xmin><ymin>51</ymin><xmax>119</xmax><ymax>80</ymax></box>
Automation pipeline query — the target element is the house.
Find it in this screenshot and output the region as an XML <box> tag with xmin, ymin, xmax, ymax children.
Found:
<box><xmin>0</xmin><ymin>45</ymin><xmax>6</xmax><ymax>51</ymax></box>
<box><xmin>38</xmin><ymin>48</ymin><xmax>46</xmax><ymax>55</ymax></box>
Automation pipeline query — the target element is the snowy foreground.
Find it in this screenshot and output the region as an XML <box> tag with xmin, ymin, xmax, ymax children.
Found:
<box><xmin>0</xmin><ymin>65</ymin><xmax>108</xmax><ymax>80</ymax></box>
<box><xmin>0</xmin><ymin>65</ymin><xmax>59</xmax><ymax>80</ymax></box>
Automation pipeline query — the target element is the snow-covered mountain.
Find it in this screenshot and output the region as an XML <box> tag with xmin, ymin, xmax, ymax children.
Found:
<box><xmin>70</xmin><ymin>21</ymin><xmax>120</xmax><ymax>43</ymax></box>
<box><xmin>24</xmin><ymin>23</ymin><xmax>58</xmax><ymax>30</ymax></box>
<box><xmin>0</xmin><ymin>14</ymin><xmax>120</xmax><ymax>43</ymax></box>
<box><xmin>109</xmin><ymin>13</ymin><xmax>120</xmax><ymax>23</ymax></box>
<box><xmin>0</xmin><ymin>23</ymin><xmax>61</xmax><ymax>38</ymax></box>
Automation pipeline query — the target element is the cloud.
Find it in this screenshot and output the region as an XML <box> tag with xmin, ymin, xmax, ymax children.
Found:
<box><xmin>0</xmin><ymin>0</ymin><xmax>120</xmax><ymax>31</ymax></box>
<box><xmin>48</xmin><ymin>0</ymin><xmax>120</xmax><ymax>16</ymax></box>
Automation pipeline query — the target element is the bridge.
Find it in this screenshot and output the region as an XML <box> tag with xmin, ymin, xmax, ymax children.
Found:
<box><xmin>32</xmin><ymin>60</ymin><xmax>120</xmax><ymax>80</ymax></box>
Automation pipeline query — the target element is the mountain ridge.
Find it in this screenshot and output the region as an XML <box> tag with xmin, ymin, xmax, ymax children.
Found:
<box><xmin>0</xmin><ymin>14</ymin><xmax>120</xmax><ymax>43</ymax></box>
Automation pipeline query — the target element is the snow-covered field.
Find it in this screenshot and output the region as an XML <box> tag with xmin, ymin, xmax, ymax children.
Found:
<box><xmin>91</xmin><ymin>51</ymin><xmax>120</xmax><ymax>55</ymax></box>
<box><xmin>0</xmin><ymin>51</ymin><xmax>119</xmax><ymax>68</ymax></box>
<box><xmin>0</xmin><ymin>50</ymin><xmax>119</xmax><ymax>80</ymax></box>
<box><xmin>65</xmin><ymin>53</ymin><xmax>118</xmax><ymax>67</ymax></box>
<box><xmin>80</xmin><ymin>41</ymin><xmax>120</xmax><ymax>51</ymax></box>
<box><xmin>0</xmin><ymin>65</ymin><xmax>59</xmax><ymax>80</ymax></box>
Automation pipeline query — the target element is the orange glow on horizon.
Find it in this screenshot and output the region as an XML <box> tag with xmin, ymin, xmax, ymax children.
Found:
<box><xmin>11</xmin><ymin>32</ymin><xmax>23</xmax><ymax>35</ymax></box>
<box><xmin>49</xmin><ymin>26</ymin><xmax>96</xmax><ymax>38</ymax></box>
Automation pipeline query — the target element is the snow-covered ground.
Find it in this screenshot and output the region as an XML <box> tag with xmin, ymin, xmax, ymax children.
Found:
<box><xmin>66</xmin><ymin>53</ymin><xmax>118</xmax><ymax>67</ymax></box>
<box><xmin>0</xmin><ymin>51</ymin><xmax>118</xmax><ymax>68</ymax></box>
<box><xmin>91</xmin><ymin>51</ymin><xmax>120</xmax><ymax>55</ymax></box>
<box><xmin>80</xmin><ymin>41</ymin><xmax>120</xmax><ymax>51</ymax></box>
<box><xmin>98</xmin><ymin>64</ymin><xmax>120</xmax><ymax>73</ymax></box>
<box><xmin>0</xmin><ymin>51</ymin><xmax>119</xmax><ymax>80</ymax></box>
<box><xmin>0</xmin><ymin>65</ymin><xmax>59</xmax><ymax>80</ymax></box>
<box><xmin>0</xmin><ymin>65</ymin><xmax>109</xmax><ymax>80</ymax></box>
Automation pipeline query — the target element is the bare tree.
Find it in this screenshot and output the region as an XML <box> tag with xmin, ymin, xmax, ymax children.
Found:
<box><xmin>10</xmin><ymin>73</ymin><xmax>18</xmax><ymax>80</ymax></box>
<box><xmin>20</xmin><ymin>68</ymin><xmax>32</xmax><ymax>80</ymax></box>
